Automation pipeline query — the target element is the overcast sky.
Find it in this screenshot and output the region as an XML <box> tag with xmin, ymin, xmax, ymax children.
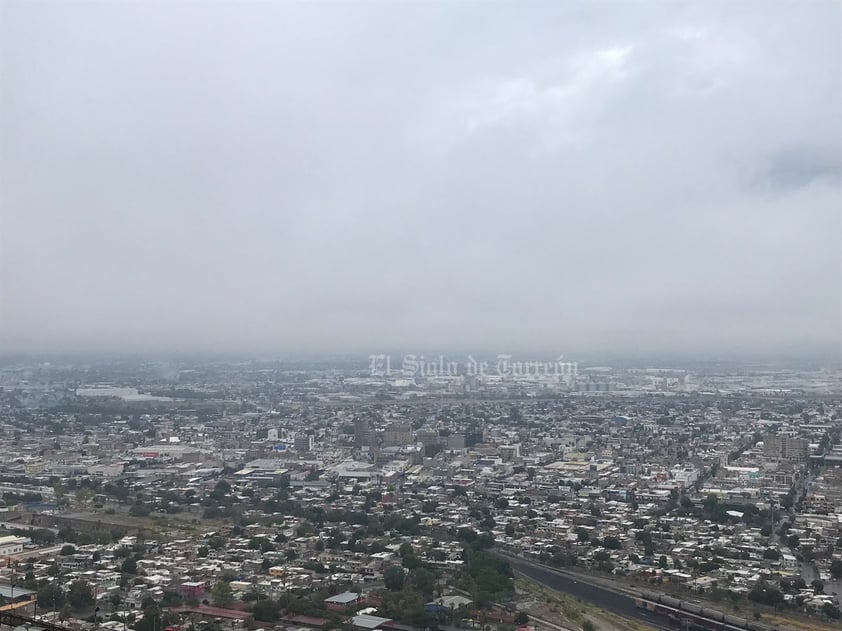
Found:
<box><xmin>1</xmin><ymin>1</ymin><xmax>840</xmax><ymax>359</ymax></box>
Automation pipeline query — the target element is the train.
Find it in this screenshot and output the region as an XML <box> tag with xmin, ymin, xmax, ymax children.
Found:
<box><xmin>634</xmin><ymin>590</ymin><xmax>779</xmax><ymax>631</ymax></box>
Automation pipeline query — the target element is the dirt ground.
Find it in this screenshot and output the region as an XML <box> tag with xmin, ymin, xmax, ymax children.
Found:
<box><xmin>515</xmin><ymin>576</ymin><xmax>660</xmax><ymax>631</ymax></box>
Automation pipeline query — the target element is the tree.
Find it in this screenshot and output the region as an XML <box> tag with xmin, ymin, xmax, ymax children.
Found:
<box><xmin>830</xmin><ymin>558</ymin><xmax>842</xmax><ymax>579</ymax></box>
<box><xmin>384</xmin><ymin>565</ymin><xmax>405</xmax><ymax>591</ymax></box>
<box><xmin>60</xmin><ymin>544</ymin><xmax>76</xmax><ymax>556</ymax></box>
<box><xmin>37</xmin><ymin>584</ymin><xmax>65</xmax><ymax>610</ymax></box>
<box><xmin>134</xmin><ymin>604</ymin><xmax>165</xmax><ymax>631</ymax></box>
<box><xmin>402</xmin><ymin>554</ymin><xmax>421</xmax><ymax>570</ymax></box>
<box><xmin>75</xmin><ymin>488</ymin><xmax>95</xmax><ymax>505</ymax></box>
<box><xmin>161</xmin><ymin>591</ymin><xmax>183</xmax><ymax>607</ymax></box>
<box><xmin>603</xmin><ymin>536</ymin><xmax>621</xmax><ymax>550</ymax></box>
<box><xmin>514</xmin><ymin>612</ymin><xmax>529</xmax><ymax>625</ymax></box>
<box><xmin>748</xmin><ymin>583</ymin><xmax>784</xmax><ymax>607</ymax></box>
<box><xmin>121</xmin><ymin>556</ymin><xmax>138</xmax><ymax>574</ymax></box>
<box><xmin>67</xmin><ymin>580</ymin><xmax>94</xmax><ymax>609</ymax></box>
<box><xmin>251</xmin><ymin>598</ymin><xmax>281</xmax><ymax>622</ymax></box>
<box><xmin>129</xmin><ymin>502</ymin><xmax>152</xmax><ymax>517</ymax></box>
<box><xmin>582</xmin><ymin>621</ymin><xmax>595</xmax><ymax>631</ymax></box>
<box><xmin>822</xmin><ymin>602</ymin><xmax>841</xmax><ymax>620</ymax></box>
<box><xmin>408</xmin><ymin>567</ymin><xmax>436</xmax><ymax>598</ymax></box>
<box><xmin>211</xmin><ymin>581</ymin><xmax>233</xmax><ymax>607</ymax></box>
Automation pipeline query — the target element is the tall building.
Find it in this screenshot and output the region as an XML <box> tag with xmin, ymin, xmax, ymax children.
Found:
<box><xmin>354</xmin><ymin>417</ymin><xmax>370</xmax><ymax>447</ymax></box>
<box><xmin>383</xmin><ymin>423</ymin><xmax>413</xmax><ymax>447</ymax></box>
<box><xmin>499</xmin><ymin>444</ymin><xmax>520</xmax><ymax>462</ymax></box>
<box><xmin>764</xmin><ymin>434</ymin><xmax>809</xmax><ymax>462</ymax></box>
<box><xmin>294</xmin><ymin>433</ymin><xmax>314</xmax><ymax>452</ymax></box>
<box><xmin>447</xmin><ymin>433</ymin><xmax>466</xmax><ymax>450</ymax></box>
<box><xmin>416</xmin><ymin>430</ymin><xmax>440</xmax><ymax>446</ymax></box>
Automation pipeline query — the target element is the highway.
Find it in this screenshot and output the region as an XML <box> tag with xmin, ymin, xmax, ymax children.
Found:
<box><xmin>503</xmin><ymin>554</ymin><xmax>674</xmax><ymax>630</ymax></box>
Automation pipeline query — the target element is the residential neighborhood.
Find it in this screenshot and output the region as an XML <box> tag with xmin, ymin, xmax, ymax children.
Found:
<box><xmin>0</xmin><ymin>358</ymin><xmax>840</xmax><ymax>631</ymax></box>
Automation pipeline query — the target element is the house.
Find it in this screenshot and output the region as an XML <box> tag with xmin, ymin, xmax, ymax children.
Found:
<box><xmin>425</xmin><ymin>594</ymin><xmax>473</xmax><ymax>613</ymax></box>
<box><xmin>180</xmin><ymin>581</ymin><xmax>205</xmax><ymax>599</ymax></box>
<box><xmin>350</xmin><ymin>614</ymin><xmax>393</xmax><ymax>630</ymax></box>
<box><xmin>0</xmin><ymin>536</ymin><xmax>29</xmax><ymax>556</ymax></box>
<box><xmin>324</xmin><ymin>591</ymin><xmax>362</xmax><ymax>611</ymax></box>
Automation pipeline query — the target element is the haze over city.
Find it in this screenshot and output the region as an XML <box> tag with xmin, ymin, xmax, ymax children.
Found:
<box><xmin>1</xmin><ymin>1</ymin><xmax>840</xmax><ymax>357</ymax></box>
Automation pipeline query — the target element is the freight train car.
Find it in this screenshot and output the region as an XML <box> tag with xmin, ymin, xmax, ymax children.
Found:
<box><xmin>635</xmin><ymin>591</ymin><xmax>778</xmax><ymax>631</ymax></box>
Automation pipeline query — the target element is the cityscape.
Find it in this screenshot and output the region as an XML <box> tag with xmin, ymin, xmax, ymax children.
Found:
<box><xmin>0</xmin><ymin>356</ymin><xmax>839</xmax><ymax>631</ymax></box>
<box><xmin>1</xmin><ymin>1</ymin><xmax>840</xmax><ymax>631</ymax></box>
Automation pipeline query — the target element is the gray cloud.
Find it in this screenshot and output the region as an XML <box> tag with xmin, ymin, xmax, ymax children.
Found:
<box><xmin>1</xmin><ymin>1</ymin><xmax>840</xmax><ymax>358</ymax></box>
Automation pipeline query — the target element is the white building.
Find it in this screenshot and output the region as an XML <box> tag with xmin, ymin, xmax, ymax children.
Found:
<box><xmin>0</xmin><ymin>535</ymin><xmax>30</xmax><ymax>556</ymax></box>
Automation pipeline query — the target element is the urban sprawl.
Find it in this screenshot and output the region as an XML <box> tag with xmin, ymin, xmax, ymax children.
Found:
<box><xmin>0</xmin><ymin>358</ymin><xmax>841</xmax><ymax>631</ymax></box>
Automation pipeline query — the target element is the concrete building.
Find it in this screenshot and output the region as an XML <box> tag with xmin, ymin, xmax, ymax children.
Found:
<box><xmin>354</xmin><ymin>417</ymin><xmax>370</xmax><ymax>448</ymax></box>
<box><xmin>294</xmin><ymin>434</ymin><xmax>314</xmax><ymax>452</ymax></box>
<box><xmin>0</xmin><ymin>535</ymin><xmax>29</xmax><ymax>556</ymax></box>
<box><xmin>383</xmin><ymin>423</ymin><xmax>412</xmax><ymax>447</ymax></box>
<box><xmin>764</xmin><ymin>434</ymin><xmax>809</xmax><ymax>462</ymax></box>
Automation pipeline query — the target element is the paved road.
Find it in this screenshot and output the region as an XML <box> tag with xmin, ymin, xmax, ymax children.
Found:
<box><xmin>506</xmin><ymin>556</ymin><xmax>672</xmax><ymax>630</ymax></box>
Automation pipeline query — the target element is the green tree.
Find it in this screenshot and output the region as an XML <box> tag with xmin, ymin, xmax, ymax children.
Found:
<box><xmin>748</xmin><ymin>583</ymin><xmax>784</xmax><ymax>607</ymax></box>
<box><xmin>211</xmin><ymin>581</ymin><xmax>233</xmax><ymax>607</ymax></box>
<box><xmin>37</xmin><ymin>584</ymin><xmax>65</xmax><ymax>610</ymax></box>
<box><xmin>384</xmin><ymin>566</ymin><xmax>405</xmax><ymax>591</ymax></box>
<box><xmin>161</xmin><ymin>590</ymin><xmax>183</xmax><ymax>607</ymax></box>
<box><xmin>75</xmin><ymin>488</ymin><xmax>95</xmax><ymax>505</ymax></box>
<box><xmin>67</xmin><ymin>580</ymin><xmax>94</xmax><ymax>609</ymax></box>
<box><xmin>402</xmin><ymin>554</ymin><xmax>421</xmax><ymax>570</ymax></box>
<box><xmin>251</xmin><ymin>598</ymin><xmax>281</xmax><ymax>622</ymax></box>
<box><xmin>121</xmin><ymin>556</ymin><xmax>138</xmax><ymax>574</ymax></box>
<box><xmin>603</xmin><ymin>536</ymin><xmax>621</xmax><ymax>550</ymax></box>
